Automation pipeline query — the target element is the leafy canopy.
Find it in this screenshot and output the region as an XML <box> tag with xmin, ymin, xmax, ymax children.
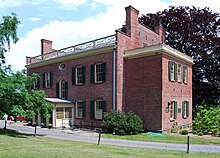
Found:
<box><xmin>0</xmin><ymin>13</ymin><xmax>20</xmax><ymax>66</ymax></box>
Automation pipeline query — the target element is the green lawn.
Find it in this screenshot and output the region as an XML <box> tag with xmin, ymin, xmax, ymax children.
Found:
<box><xmin>0</xmin><ymin>129</ymin><xmax>219</xmax><ymax>158</ymax></box>
<box><xmin>103</xmin><ymin>133</ymin><xmax>220</xmax><ymax>145</ymax></box>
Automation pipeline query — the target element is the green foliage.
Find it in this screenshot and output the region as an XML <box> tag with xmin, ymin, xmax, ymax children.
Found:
<box><xmin>103</xmin><ymin>110</ymin><xmax>144</xmax><ymax>135</ymax></box>
<box><xmin>193</xmin><ymin>104</ymin><xmax>220</xmax><ymax>136</ymax></box>
<box><xmin>0</xmin><ymin>13</ymin><xmax>20</xmax><ymax>65</ymax></box>
<box><xmin>179</xmin><ymin>130</ymin><xmax>188</xmax><ymax>135</ymax></box>
<box><xmin>0</xmin><ymin>66</ymin><xmax>53</xmax><ymax>120</ymax></box>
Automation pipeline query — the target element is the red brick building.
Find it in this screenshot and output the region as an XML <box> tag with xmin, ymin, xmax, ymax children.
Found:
<box><xmin>26</xmin><ymin>6</ymin><xmax>193</xmax><ymax>131</ymax></box>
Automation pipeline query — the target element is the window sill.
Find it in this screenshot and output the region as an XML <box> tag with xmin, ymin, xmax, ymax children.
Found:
<box><xmin>170</xmin><ymin>118</ymin><xmax>175</xmax><ymax>122</ymax></box>
<box><xmin>183</xmin><ymin>116</ymin><xmax>188</xmax><ymax>119</ymax></box>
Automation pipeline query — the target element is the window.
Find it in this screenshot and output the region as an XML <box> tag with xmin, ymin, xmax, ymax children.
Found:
<box><xmin>90</xmin><ymin>63</ymin><xmax>106</xmax><ymax>83</ymax></box>
<box><xmin>76</xmin><ymin>101</ymin><xmax>83</xmax><ymax>118</ymax></box>
<box><xmin>43</xmin><ymin>72</ymin><xmax>52</xmax><ymax>88</ymax></box>
<box><xmin>56</xmin><ymin>80</ymin><xmax>68</xmax><ymax>99</ymax></box>
<box><xmin>182</xmin><ymin>101</ymin><xmax>189</xmax><ymax>118</ymax></box>
<box><xmin>72</xmin><ymin>66</ymin><xmax>85</xmax><ymax>85</ymax></box>
<box><xmin>90</xmin><ymin>100</ymin><xmax>106</xmax><ymax>120</ymax></box>
<box><xmin>33</xmin><ymin>77</ymin><xmax>40</xmax><ymax>89</ymax></box>
<box><xmin>56</xmin><ymin>107</ymin><xmax>63</xmax><ymax>119</ymax></box>
<box><xmin>170</xmin><ymin>101</ymin><xmax>177</xmax><ymax>120</ymax></box>
<box><xmin>65</xmin><ymin>107</ymin><xmax>72</xmax><ymax>119</ymax></box>
<box><xmin>182</xmin><ymin>66</ymin><xmax>188</xmax><ymax>84</ymax></box>
<box><xmin>169</xmin><ymin>61</ymin><xmax>175</xmax><ymax>81</ymax></box>
<box><xmin>177</xmin><ymin>64</ymin><xmax>181</xmax><ymax>82</ymax></box>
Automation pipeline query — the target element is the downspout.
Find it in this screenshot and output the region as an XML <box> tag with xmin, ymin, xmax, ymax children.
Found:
<box><xmin>112</xmin><ymin>33</ymin><xmax>118</xmax><ymax>110</ymax></box>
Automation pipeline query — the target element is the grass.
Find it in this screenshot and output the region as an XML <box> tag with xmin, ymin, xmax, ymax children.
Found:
<box><xmin>103</xmin><ymin>133</ymin><xmax>220</xmax><ymax>145</ymax></box>
<box><xmin>0</xmin><ymin>129</ymin><xmax>219</xmax><ymax>158</ymax></box>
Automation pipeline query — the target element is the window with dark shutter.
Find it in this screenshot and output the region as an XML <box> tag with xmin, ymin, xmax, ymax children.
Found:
<box><xmin>174</xmin><ymin>101</ymin><xmax>177</xmax><ymax>119</ymax></box>
<box><xmin>102</xmin><ymin>63</ymin><xmax>106</xmax><ymax>82</ymax></box>
<box><xmin>82</xmin><ymin>66</ymin><xmax>86</xmax><ymax>84</ymax></box>
<box><xmin>43</xmin><ymin>73</ymin><xmax>45</xmax><ymax>88</ymax></box>
<box><xmin>90</xmin><ymin>64</ymin><xmax>94</xmax><ymax>83</ymax></box>
<box><xmin>49</xmin><ymin>72</ymin><xmax>53</xmax><ymax>88</ymax></box>
<box><xmin>65</xmin><ymin>82</ymin><xmax>68</xmax><ymax>99</ymax></box>
<box><xmin>169</xmin><ymin>61</ymin><xmax>174</xmax><ymax>81</ymax></box>
<box><xmin>183</xmin><ymin>66</ymin><xmax>188</xmax><ymax>84</ymax></box>
<box><xmin>90</xmin><ymin>101</ymin><xmax>95</xmax><ymax>119</ymax></box>
<box><xmin>186</xmin><ymin>101</ymin><xmax>189</xmax><ymax>117</ymax></box>
<box><xmin>56</xmin><ymin>83</ymin><xmax>59</xmax><ymax>98</ymax></box>
<box><xmin>82</xmin><ymin>101</ymin><xmax>86</xmax><ymax>118</ymax></box>
<box><xmin>72</xmin><ymin>68</ymin><xmax>75</xmax><ymax>85</ymax></box>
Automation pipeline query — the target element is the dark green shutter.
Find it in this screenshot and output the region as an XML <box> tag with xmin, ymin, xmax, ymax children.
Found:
<box><xmin>90</xmin><ymin>101</ymin><xmax>94</xmax><ymax>119</ymax></box>
<box><xmin>49</xmin><ymin>72</ymin><xmax>53</xmax><ymax>88</ymax></box>
<box><xmin>56</xmin><ymin>83</ymin><xmax>59</xmax><ymax>98</ymax></box>
<box><xmin>102</xmin><ymin>63</ymin><xmax>106</xmax><ymax>82</ymax></box>
<box><xmin>174</xmin><ymin>62</ymin><xmax>177</xmax><ymax>81</ymax></box>
<box><xmin>168</xmin><ymin>61</ymin><xmax>172</xmax><ymax>81</ymax></box>
<box><xmin>82</xmin><ymin>101</ymin><xmax>86</xmax><ymax>118</ymax></box>
<box><xmin>72</xmin><ymin>68</ymin><xmax>76</xmax><ymax>85</ymax></box>
<box><xmin>174</xmin><ymin>101</ymin><xmax>177</xmax><ymax>119</ymax></box>
<box><xmin>43</xmin><ymin>73</ymin><xmax>45</xmax><ymax>88</ymax></box>
<box><xmin>82</xmin><ymin>66</ymin><xmax>86</xmax><ymax>84</ymax></box>
<box><xmin>186</xmin><ymin>101</ymin><xmax>189</xmax><ymax>117</ymax></box>
<box><xmin>90</xmin><ymin>64</ymin><xmax>94</xmax><ymax>83</ymax></box>
<box><xmin>102</xmin><ymin>101</ymin><xmax>107</xmax><ymax>112</ymax></box>
<box><xmin>182</xmin><ymin>101</ymin><xmax>185</xmax><ymax>118</ymax></box>
<box><xmin>37</xmin><ymin>76</ymin><xmax>40</xmax><ymax>89</ymax></box>
<box><xmin>65</xmin><ymin>82</ymin><xmax>68</xmax><ymax>99</ymax></box>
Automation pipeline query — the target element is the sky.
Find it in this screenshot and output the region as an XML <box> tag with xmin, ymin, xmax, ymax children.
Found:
<box><xmin>0</xmin><ymin>0</ymin><xmax>219</xmax><ymax>71</ymax></box>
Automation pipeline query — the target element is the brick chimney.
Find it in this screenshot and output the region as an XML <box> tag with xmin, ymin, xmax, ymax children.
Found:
<box><xmin>155</xmin><ymin>25</ymin><xmax>165</xmax><ymax>43</ymax></box>
<box><xmin>41</xmin><ymin>39</ymin><xmax>53</xmax><ymax>55</ymax></box>
<box><xmin>125</xmin><ymin>5</ymin><xmax>139</xmax><ymax>38</ymax></box>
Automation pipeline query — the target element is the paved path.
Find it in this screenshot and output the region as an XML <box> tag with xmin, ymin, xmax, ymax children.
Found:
<box><xmin>1</xmin><ymin>120</ymin><xmax>220</xmax><ymax>153</ymax></box>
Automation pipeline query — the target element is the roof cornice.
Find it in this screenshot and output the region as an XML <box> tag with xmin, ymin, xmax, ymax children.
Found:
<box><xmin>124</xmin><ymin>44</ymin><xmax>194</xmax><ymax>65</ymax></box>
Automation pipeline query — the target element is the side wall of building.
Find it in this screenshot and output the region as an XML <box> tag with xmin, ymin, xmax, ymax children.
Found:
<box><xmin>161</xmin><ymin>54</ymin><xmax>193</xmax><ymax>131</ymax></box>
<box><xmin>124</xmin><ymin>54</ymin><xmax>163</xmax><ymax>131</ymax></box>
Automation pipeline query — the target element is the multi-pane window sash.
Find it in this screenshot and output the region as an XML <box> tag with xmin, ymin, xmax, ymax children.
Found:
<box><xmin>76</xmin><ymin>101</ymin><xmax>83</xmax><ymax>118</ymax></box>
<box><xmin>169</xmin><ymin>61</ymin><xmax>175</xmax><ymax>81</ymax></box>
<box><xmin>43</xmin><ymin>72</ymin><xmax>52</xmax><ymax>88</ymax></box>
<box><xmin>182</xmin><ymin>101</ymin><xmax>189</xmax><ymax>118</ymax></box>
<box><xmin>95</xmin><ymin>100</ymin><xmax>103</xmax><ymax>120</ymax></box>
<box><xmin>95</xmin><ymin>63</ymin><xmax>103</xmax><ymax>83</ymax></box>
<box><xmin>177</xmin><ymin>64</ymin><xmax>181</xmax><ymax>82</ymax></box>
<box><xmin>183</xmin><ymin>66</ymin><xmax>188</xmax><ymax>84</ymax></box>
<box><xmin>170</xmin><ymin>101</ymin><xmax>177</xmax><ymax>120</ymax></box>
<box><xmin>76</xmin><ymin>67</ymin><xmax>83</xmax><ymax>84</ymax></box>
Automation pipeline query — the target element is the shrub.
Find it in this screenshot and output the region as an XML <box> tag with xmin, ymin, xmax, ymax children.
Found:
<box><xmin>197</xmin><ymin>131</ymin><xmax>203</xmax><ymax>136</ymax></box>
<box><xmin>193</xmin><ymin>103</ymin><xmax>220</xmax><ymax>136</ymax></box>
<box><xmin>103</xmin><ymin>110</ymin><xmax>144</xmax><ymax>135</ymax></box>
<box><xmin>180</xmin><ymin>129</ymin><xmax>189</xmax><ymax>135</ymax></box>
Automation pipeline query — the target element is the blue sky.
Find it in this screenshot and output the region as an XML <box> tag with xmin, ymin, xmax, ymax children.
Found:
<box><xmin>0</xmin><ymin>0</ymin><xmax>219</xmax><ymax>71</ymax></box>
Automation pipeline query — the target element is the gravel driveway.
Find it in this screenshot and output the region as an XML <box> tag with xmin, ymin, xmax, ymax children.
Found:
<box><xmin>1</xmin><ymin>120</ymin><xmax>220</xmax><ymax>153</ymax></box>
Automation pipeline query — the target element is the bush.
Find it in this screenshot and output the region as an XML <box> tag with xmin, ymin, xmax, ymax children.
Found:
<box><xmin>193</xmin><ymin>103</ymin><xmax>220</xmax><ymax>136</ymax></box>
<box><xmin>180</xmin><ymin>129</ymin><xmax>189</xmax><ymax>135</ymax></box>
<box><xmin>103</xmin><ymin>110</ymin><xmax>144</xmax><ymax>135</ymax></box>
<box><xmin>197</xmin><ymin>131</ymin><xmax>203</xmax><ymax>136</ymax></box>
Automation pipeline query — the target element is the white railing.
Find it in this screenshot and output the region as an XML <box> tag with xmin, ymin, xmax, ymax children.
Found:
<box><xmin>28</xmin><ymin>35</ymin><xmax>116</xmax><ymax>64</ymax></box>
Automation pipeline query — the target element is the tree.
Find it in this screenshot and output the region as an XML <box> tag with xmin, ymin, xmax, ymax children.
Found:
<box><xmin>139</xmin><ymin>6</ymin><xmax>220</xmax><ymax>106</ymax></box>
<box><xmin>0</xmin><ymin>66</ymin><xmax>53</xmax><ymax>124</ymax></box>
<box><xmin>0</xmin><ymin>13</ymin><xmax>20</xmax><ymax>66</ymax></box>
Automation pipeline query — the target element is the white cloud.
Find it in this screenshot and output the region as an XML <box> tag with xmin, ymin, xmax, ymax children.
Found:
<box><xmin>5</xmin><ymin>0</ymin><xmax>220</xmax><ymax>71</ymax></box>
<box><xmin>54</xmin><ymin>0</ymin><xmax>87</xmax><ymax>10</ymax></box>
<box><xmin>26</xmin><ymin>17</ymin><xmax>41</xmax><ymax>21</ymax></box>
<box><xmin>0</xmin><ymin>0</ymin><xmax>48</xmax><ymax>8</ymax></box>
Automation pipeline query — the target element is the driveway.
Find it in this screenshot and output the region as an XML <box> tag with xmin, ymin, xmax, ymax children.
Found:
<box><xmin>0</xmin><ymin>120</ymin><xmax>220</xmax><ymax>153</ymax></box>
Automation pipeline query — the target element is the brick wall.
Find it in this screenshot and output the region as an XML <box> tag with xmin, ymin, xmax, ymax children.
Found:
<box><xmin>28</xmin><ymin>51</ymin><xmax>114</xmax><ymax>127</ymax></box>
<box><xmin>161</xmin><ymin>54</ymin><xmax>192</xmax><ymax>131</ymax></box>
<box><xmin>124</xmin><ymin>54</ymin><xmax>163</xmax><ymax>131</ymax></box>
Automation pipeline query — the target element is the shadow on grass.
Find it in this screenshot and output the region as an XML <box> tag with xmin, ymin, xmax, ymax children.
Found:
<box><xmin>0</xmin><ymin>128</ymin><xmax>46</xmax><ymax>138</ymax></box>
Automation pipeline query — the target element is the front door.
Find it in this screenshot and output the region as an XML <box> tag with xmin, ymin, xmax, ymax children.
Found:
<box><xmin>56</xmin><ymin>107</ymin><xmax>73</xmax><ymax>127</ymax></box>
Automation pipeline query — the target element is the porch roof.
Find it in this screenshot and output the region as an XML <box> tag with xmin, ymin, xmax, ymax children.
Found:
<box><xmin>45</xmin><ymin>98</ymin><xmax>75</xmax><ymax>104</ymax></box>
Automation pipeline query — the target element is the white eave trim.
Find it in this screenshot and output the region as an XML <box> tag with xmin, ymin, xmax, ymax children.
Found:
<box><xmin>124</xmin><ymin>44</ymin><xmax>194</xmax><ymax>65</ymax></box>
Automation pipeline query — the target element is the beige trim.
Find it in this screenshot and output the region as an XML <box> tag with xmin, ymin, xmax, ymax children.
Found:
<box><xmin>26</xmin><ymin>45</ymin><xmax>114</xmax><ymax>69</ymax></box>
<box><xmin>124</xmin><ymin>44</ymin><xmax>194</xmax><ymax>65</ymax></box>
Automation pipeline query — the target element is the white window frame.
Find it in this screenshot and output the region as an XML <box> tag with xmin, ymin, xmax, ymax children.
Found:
<box><xmin>76</xmin><ymin>101</ymin><xmax>83</xmax><ymax>118</ymax></box>
<box><xmin>170</xmin><ymin>101</ymin><xmax>174</xmax><ymax>120</ymax></box>
<box><xmin>75</xmin><ymin>66</ymin><xmax>83</xmax><ymax>85</ymax></box>
<box><xmin>95</xmin><ymin>63</ymin><xmax>103</xmax><ymax>83</ymax></box>
<box><xmin>183</xmin><ymin>66</ymin><xmax>188</xmax><ymax>84</ymax></box>
<box><xmin>33</xmin><ymin>78</ymin><xmax>38</xmax><ymax>89</ymax></box>
<box><xmin>169</xmin><ymin>61</ymin><xmax>175</xmax><ymax>81</ymax></box>
<box><xmin>95</xmin><ymin>100</ymin><xmax>103</xmax><ymax>120</ymax></box>
<box><xmin>177</xmin><ymin>64</ymin><xmax>181</xmax><ymax>82</ymax></box>
<box><xmin>45</xmin><ymin>72</ymin><xmax>51</xmax><ymax>88</ymax></box>
<box><xmin>60</xmin><ymin>79</ymin><xmax>66</xmax><ymax>99</ymax></box>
